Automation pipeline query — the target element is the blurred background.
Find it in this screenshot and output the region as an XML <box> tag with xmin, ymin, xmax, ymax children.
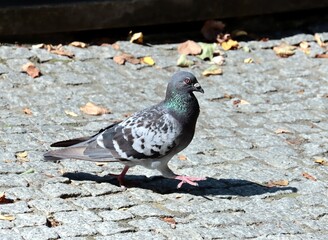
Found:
<box><xmin>1</xmin><ymin>0</ymin><xmax>328</xmax><ymax>43</ymax></box>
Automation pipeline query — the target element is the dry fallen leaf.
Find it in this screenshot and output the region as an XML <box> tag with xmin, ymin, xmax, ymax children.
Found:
<box><xmin>0</xmin><ymin>193</ymin><xmax>14</xmax><ymax>204</ymax></box>
<box><xmin>198</xmin><ymin>42</ymin><xmax>217</xmax><ymax>60</ymax></box>
<box><xmin>178</xmin><ymin>155</ymin><xmax>187</xmax><ymax>161</ymax></box>
<box><xmin>267</xmin><ymin>179</ymin><xmax>289</xmax><ymax>187</ymax></box>
<box><xmin>202</xmin><ymin>65</ymin><xmax>223</xmax><ymax>76</ymax></box>
<box><xmin>113</xmin><ymin>53</ymin><xmax>140</xmax><ymax>65</ymax></box>
<box><xmin>80</xmin><ymin>102</ymin><xmax>111</xmax><ymax>116</ymax></box>
<box><xmin>15</xmin><ymin>151</ymin><xmax>28</xmax><ymax>159</ymax></box>
<box><xmin>0</xmin><ymin>214</ymin><xmax>15</xmax><ymax>221</ymax></box>
<box><xmin>299</xmin><ymin>41</ymin><xmax>310</xmax><ymax>54</ymax></box>
<box><xmin>314</xmin><ymin>159</ymin><xmax>328</xmax><ymax>166</ymax></box>
<box><xmin>177</xmin><ymin>54</ymin><xmax>194</xmax><ymax>67</ymax></box>
<box><xmin>130</xmin><ymin>32</ymin><xmax>143</xmax><ymax>44</ymax></box>
<box><xmin>69</xmin><ymin>41</ymin><xmax>88</xmax><ymax>48</ymax></box>
<box><xmin>111</xmin><ymin>43</ymin><xmax>120</xmax><ymax>50</ymax></box>
<box><xmin>50</xmin><ymin>48</ymin><xmax>75</xmax><ymax>58</ymax></box>
<box><xmin>201</xmin><ymin>20</ymin><xmax>225</xmax><ymax>41</ymax></box>
<box><xmin>275</xmin><ymin>129</ymin><xmax>292</xmax><ymax>134</ymax></box>
<box><xmin>273</xmin><ymin>43</ymin><xmax>297</xmax><ymax>57</ymax></box>
<box><xmin>221</xmin><ymin>39</ymin><xmax>239</xmax><ymax>51</ymax></box>
<box><xmin>21</xmin><ymin>62</ymin><xmax>41</xmax><ymax>78</ymax></box>
<box><xmin>244</xmin><ymin>58</ymin><xmax>253</xmax><ymax>64</ymax></box>
<box><xmin>31</xmin><ymin>43</ymin><xmax>45</xmax><ymax>49</ymax></box>
<box><xmin>161</xmin><ymin>217</ymin><xmax>177</xmax><ymax>225</ymax></box>
<box><xmin>65</xmin><ymin>110</ymin><xmax>78</xmax><ymax>117</ymax></box>
<box><xmin>23</xmin><ymin>108</ymin><xmax>32</xmax><ymax>115</ymax></box>
<box><xmin>302</xmin><ymin>172</ymin><xmax>317</xmax><ymax>181</ymax></box>
<box><xmin>233</xmin><ymin>99</ymin><xmax>250</xmax><ymax>106</ymax></box>
<box><xmin>315</xmin><ymin>54</ymin><xmax>328</xmax><ymax>58</ymax></box>
<box><xmin>314</xmin><ymin>33</ymin><xmax>326</xmax><ymax>48</ymax></box>
<box><xmin>177</xmin><ymin>40</ymin><xmax>202</xmax><ymax>55</ymax></box>
<box><xmin>141</xmin><ymin>56</ymin><xmax>155</xmax><ymax>66</ymax></box>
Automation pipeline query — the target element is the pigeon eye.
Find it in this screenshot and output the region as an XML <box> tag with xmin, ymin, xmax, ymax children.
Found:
<box><xmin>184</xmin><ymin>78</ymin><xmax>191</xmax><ymax>85</ymax></box>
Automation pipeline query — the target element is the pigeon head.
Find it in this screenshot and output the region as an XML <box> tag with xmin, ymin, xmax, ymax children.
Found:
<box><xmin>167</xmin><ymin>71</ymin><xmax>204</xmax><ymax>95</ymax></box>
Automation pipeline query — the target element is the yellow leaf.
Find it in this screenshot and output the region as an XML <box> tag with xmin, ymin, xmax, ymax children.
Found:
<box><xmin>221</xmin><ymin>39</ymin><xmax>239</xmax><ymax>51</ymax></box>
<box><xmin>80</xmin><ymin>102</ymin><xmax>111</xmax><ymax>116</ymax></box>
<box><xmin>65</xmin><ymin>110</ymin><xmax>78</xmax><ymax>117</ymax></box>
<box><xmin>15</xmin><ymin>151</ymin><xmax>28</xmax><ymax>159</ymax></box>
<box><xmin>141</xmin><ymin>56</ymin><xmax>155</xmax><ymax>66</ymax></box>
<box><xmin>130</xmin><ymin>32</ymin><xmax>143</xmax><ymax>44</ymax></box>
<box><xmin>244</xmin><ymin>58</ymin><xmax>253</xmax><ymax>63</ymax></box>
<box><xmin>314</xmin><ymin>159</ymin><xmax>328</xmax><ymax>166</ymax></box>
<box><xmin>202</xmin><ymin>65</ymin><xmax>223</xmax><ymax>76</ymax></box>
<box><xmin>0</xmin><ymin>214</ymin><xmax>15</xmax><ymax>221</ymax></box>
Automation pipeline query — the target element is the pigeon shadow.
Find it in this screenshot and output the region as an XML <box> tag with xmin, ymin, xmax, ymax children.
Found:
<box><xmin>63</xmin><ymin>172</ymin><xmax>298</xmax><ymax>197</ymax></box>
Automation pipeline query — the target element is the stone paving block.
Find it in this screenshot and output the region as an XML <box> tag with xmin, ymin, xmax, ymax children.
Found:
<box><xmin>41</xmin><ymin>182</ymin><xmax>88</xmax><ymax>198</ymax></box>
<box><xmin>28</xmin><ymin>198</ymin><xmax>77</xmax><ymax>213</ymax></box>
<box><xmin>128</xmin><ymin>217</ymin><xmax>171</xmax><ymax>231</ymax></box>
<box><xmin>18</xmin><ymin>226</ymin><xmax>59</xmax><ymax>240</ymax></box>
<box><xmin>13</xmin><ymin>213</ymin><xmax>47</xmax><ymax>228</ymax></box>
<box><xmin>53</xmin><ymin>210</ymin><xmax>102</xmax><ymax>224</ymax></box>
<box><xmin>98</xmin><ymin>209</ymin><xmax>134</xmax><ymax>221</ymax></box>
<box><xmin>127</xmin><ymin>204</ymin><xmax>171</xmax><ymax>217</ymax></box>
<box><xmin>81</xmin><ymin>182</ymin><xmax>122</xmax><ymax>196</ymax></box>
<box><xmin>0</xmin><ymin>229</ymin><xmax>23</xmax><ymax>240</ymax></box>
<box><xmin>96</xmin><ymin>221</ymin><xmax>134</xmax><ymax>236</ymax></box>
<box><xmin>54</xmin><ymin>222</ymin><xmax>98</xmax><ymax>238</ymax></box>
<box><xmin>96</xmin><ymin>231</ymin><xmax>166</xmax><ymax>240</ymax></box>
<box><xmin>0</xmin><ymin>201</ymin><xmax>31</xmax><ymax>214</ymax></box>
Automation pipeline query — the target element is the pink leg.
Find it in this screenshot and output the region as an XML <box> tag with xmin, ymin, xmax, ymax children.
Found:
<box><xmin>108</xmin><ymin>166</ymin><xmax>130</xmax><ymax>187</ymax></box>
<box><xmin>174</xmin><ymin>175</ymin><xmax>207</xmax><ymax>188</ymax></box>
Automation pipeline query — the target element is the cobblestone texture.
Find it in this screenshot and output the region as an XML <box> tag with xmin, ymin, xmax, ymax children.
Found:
<box><xmin>0</xmin><ymin>29</ymin><xmax>327</xmax><ymax>239</ymax></box>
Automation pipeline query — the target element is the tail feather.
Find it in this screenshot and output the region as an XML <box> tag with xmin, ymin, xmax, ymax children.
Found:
<box><xmin>43</xmin><ymin>147</ymin><xmax>118</xmax><ymax>162</ymax></box>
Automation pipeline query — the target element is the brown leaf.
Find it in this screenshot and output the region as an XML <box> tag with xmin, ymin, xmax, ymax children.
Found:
<box><xmin>69</xmin><ymin>41</ymin><xmax>88</xmax><ymax>48</ymax></box>
<box><xmin>178</xmin><ymin>155</ymin><xmax>187</xmax><ymax>161</ymax></box>
<box><xmin>233</xmin><ymin>99</ymin><xmax>250</xmax><ymax>106</ymax></box>
<box><xmin>21</xmin><ymin>62</ymin><xmax>41</xmax><ymax>78</ymax></box>
<box><xmin>0</xmin><ymin>214</ymin><xmax>15</xmax><ymax>221</ymax></box>
<box><xmin>273</xmin><ymin>43</ymin><xmax>296</xmax><ymax>57</ymax></box>
<box><xmin>0</xmin><ymin>193</ymin><xmax>14</xmax><ymax>204</ymax></box>
<box><xmin>23</xmin><ymin>108</ymin><xmax>32</xmax><ymax>115</ymax></box>
<box><xmin>267</xmin><ymin>179</ymin><xmax>289</xmax><ymax>187</ymax></box>
<box><xmin>177</xmin><ymin>40</ymin><xmax>202</xmax><ymax>55</ymax></box>
<box><xmin>302</xmin><ymin>172</ymin><xmax>317</xmax><ymax>181</ymax></box>
<box><xmin>201</xmin><ymin>20</ymin><xmax>225</xmax><ymax>41</ymax></box>
<box><xmin>80</xmin><ymin>102</ymin><xmax>111</xmax><ymax>116</ymax></box>
<box><xmin>275</xmin><ymin>129</ymin><xmax>292</xmax><ymax>134</ymax></box>
<box><xmin>50</xmin><ymin>48</ymin><xmax>75</xmax><ymax>58</ymax></box>
<box><xmin>113</xmin><ymin>53</ymin><xmax>140</xmax><ymax>65</ymax></box>
<box><xmin>161</xmin><ymin>217</ymin><xmax>177</xmax><ymax>225</ymax></box>
<box><xmin>315</xmin><ymin>54</ymin><xmax>328</xmax><ymax>58</ymax></box>
<box><xmin>111</xmin><ymin>43</ymin><xmax>120</xmax><ymax>50</ymax></box>
<box><xmin>314</xmin><ymin>159</ymin><xmax>328</xmax><ymax>166</ymax></box>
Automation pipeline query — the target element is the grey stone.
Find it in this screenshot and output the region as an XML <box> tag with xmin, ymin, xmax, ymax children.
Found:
<box><xmin>0</xmin><ymin>229</ymin><xmax>23</xmax><ymax>240</ymax></box>
<box><xmin>41</xmin><ymin>182</ymin><xmax>88</xmax><ymax>198</ymax></box>
<box><xmin>28</xmin><ymin>198</ymin><xmax>77</xmax><ymax>213</ymax></box>
<box><xmin>128</xmin><ymin>217</ymin><xmax>171</xmax><ymax>231</ymax></box>
<box><xmin>96</xmin><ymin>221</ymin><xmax>134</xmax><ymax>236</ymax></box>
<box><xmin>0</xmin><ymin>201</ymin><xmax>31</xmax><ymax>214</ymax></box>
<box><xmin>13</xmin><ymin>213</ymin><xmax>47</xmax><ymax>227</ymax></box>
<box><xmin>54</xmin><ymin>223</ymin><xmax>98</xmax><ymax>237</ymax></box>
<box><xmin>17</xmin><ymin>226</ymin><xmax>59</xmax><ymax>240</ymax></box>
<box><xmin>98</xmin><ymin>210</ymin><xmax>134</xmax><ymax>221</ymax></box>
<box><xmin>127</xmin><ymin>204</ymin><xmax>170</xmax><ymax>217</ymax></box>
<box><xmin>53</xmin><ymin>210</ymin><xmax>102</xmax><ymax>224</ymax></box>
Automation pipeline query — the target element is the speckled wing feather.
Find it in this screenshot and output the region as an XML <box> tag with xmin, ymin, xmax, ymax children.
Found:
<box><xmin>44</xmin><ymin>104</ymin><xmax>182</xmax><ymax>163</ymax></box>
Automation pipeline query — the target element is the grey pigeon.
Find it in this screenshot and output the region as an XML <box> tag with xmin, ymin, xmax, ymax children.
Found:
<box><xmin>44</xmin><ymin>71</ymin><xmax>206</xmax><ymax>188</ymax></box>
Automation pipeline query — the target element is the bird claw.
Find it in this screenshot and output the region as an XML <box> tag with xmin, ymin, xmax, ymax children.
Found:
<box><xmin>174</xmin><ymin>176</ymin><xmax>207</xmax><ymax>188</ymax></box>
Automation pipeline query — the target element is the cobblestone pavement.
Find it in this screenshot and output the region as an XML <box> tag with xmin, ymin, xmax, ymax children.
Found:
<box><xmin>0</xmin><ymin>30</ymin><xmax>328</xmax><ymax>240</ymax></box>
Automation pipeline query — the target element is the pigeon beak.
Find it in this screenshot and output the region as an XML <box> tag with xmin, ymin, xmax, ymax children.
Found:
<box><xmin>193</xmin><ymin>83</ymin><xmax>204</xmax><ymax>93</ymax></box>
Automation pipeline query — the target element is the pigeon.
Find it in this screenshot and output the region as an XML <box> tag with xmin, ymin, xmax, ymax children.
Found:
<box><xmin>44</xmin><ymin>71</ymin><xmax>206</xmax><ymax>188</ymax></box>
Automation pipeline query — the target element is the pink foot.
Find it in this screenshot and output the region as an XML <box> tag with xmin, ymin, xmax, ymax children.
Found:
<box><xmin>174</xmin><ymin>175</ymin><xmax>207</xmax><ymax>188</ymax></box>
<box><xmin>108</xmin><ymin>166</ymin><xmax>129</xmax><ymax>189</ymax></box>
